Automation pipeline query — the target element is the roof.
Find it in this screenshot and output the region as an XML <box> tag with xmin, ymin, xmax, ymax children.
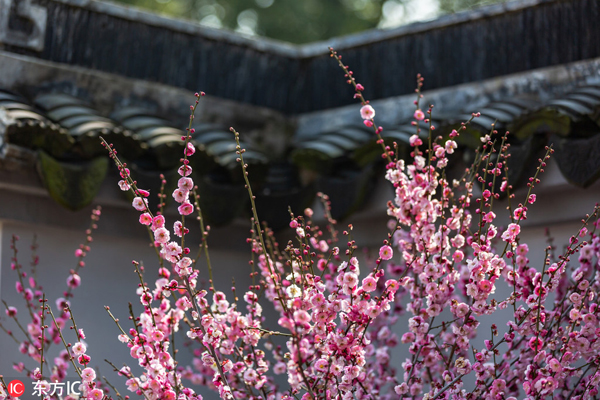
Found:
<box><xmin>1</xmin><ymin>0</ymin><xmax>599</xmax><ymax>230</ymax></box>
<box><xmin>2</xmin><ymin>0</ymin><xmax>598</xmax><ymax>113</ymax></box>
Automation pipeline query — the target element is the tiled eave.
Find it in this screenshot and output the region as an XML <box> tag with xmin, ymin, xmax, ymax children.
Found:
<box><xmin>1</xmin><ymin>50</ymin><xmax>600</xmax><ymax>229</ymax></box>
<box><xmin>1</xmin><ymin>0</ymin><xmax>598</xmax><ymax>113</ymax></box>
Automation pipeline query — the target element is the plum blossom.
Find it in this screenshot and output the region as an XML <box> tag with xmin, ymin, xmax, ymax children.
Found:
<box><xmin>81</xmin><ymin>367</ymin><xmax>96</xmax><ymax>382</ymax></box>
<box><xmin>173</xmin><ymin>188</ymin><xmax>189</xmax><ymax>203</ymax></box>
<box><xmin>178</xmin><ymin>201</ymin><xmax>194</xmax><ymax>216</ymax></box>
<box><xmin>89</xmin><ymin>388</ymin><xmax>103</xmax><ymax>400</ymax></box>
<box><xmin>502</xmin><ymin>223</ymin><xmax>520</xmax><ymax>242</ymax></box>
<box><xmin>132</xmin><ymin>196</ymin><xmax>148</xmax><ymax>211</ymax></box>
<box><xmin>72</xmin><ymin>342</ymin><xmax>86</xmax><ymax>355</ymax></box>
<box><xmin>118</xmin><ymin>180</ymin><xmax>130</xmax><ymax>191</ymax></box>
<box><xmin>178</xmin><ymin>177</ymin><xmax>194</xmax><ymax>191</ymax></box>
<box><xmin>154</xmin><ymin>227</ymin><xmax>170</xmax><ymax>244</ymax></box>
<box><xmin>185</xmin><ymin>142</ymin><xmax>196</xmax><ymax>156</ymax></box>
<box><xmin>360</xmin><ymin>104</ymin><xmax>375</xmax><ymax>120</ymax></box>
<box><xmin>409</xmin><ymin>134</ymin><xmax>423</xmax><ymax>147</ymax></box>
<box><xmin>139</xmin><ymin>213</ymin><xmax>152</xmax><ymax>225</ymax></box>
<box><xmin>379</xmin><ymin>245</ymin><xmax>393</xmax><ymax>260</ymax></box>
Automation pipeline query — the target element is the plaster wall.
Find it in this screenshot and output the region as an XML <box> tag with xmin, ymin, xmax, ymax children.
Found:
<box><xmin>0</xmin><ymin>218</ymin><xmax>256</xmax><ymax>397</ymax></box>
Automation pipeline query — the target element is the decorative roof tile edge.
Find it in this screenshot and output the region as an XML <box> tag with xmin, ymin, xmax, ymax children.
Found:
<box><xmin>295</xmin><ymin>56</ymin><xmax>600</xmax><ymax>139</ymax></box>
<box><xmin>0</xmin><ymin>50</ymin><xmax>290</xmax><ymax>133</ymax></box>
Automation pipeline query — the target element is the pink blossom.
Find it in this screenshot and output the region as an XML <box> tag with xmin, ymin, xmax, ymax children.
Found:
<box><xmin>89</xmin><ymin>388</ymin><xmax>103</xmax><ymax>400</ymax></box>
<box><xmin>362</xmin><ymin>275</ymin><xmax>377</xmax><ymax>292</ymax></box>
<box><xmin>318</xmin><ymin>240</ymin><xmax>329</xmax><ymax>252</ymax></box>
<box><xmin>409</xmin><ymin>134</ymin><xmax>422</xmax><ymax>147</ymax></box>
<box><xmin>175</xmin><ymin>257</ymin><xmax>192</xmax><ymax>276</ymax></box>
<box><xmin>414</xmin><ymin>109</ymin><xmax>425</xmax><ymax>120</ymax></box>
<box><xmin>395</xmin><ymin>383</ymin><xmax>408</xmax><ymax>395</ymax></box>
<box><xmin>140</xmin><ymin>292</ymin><xmax>152</xmax><ymax>305</ymax></box>
<box><xmin>514</xmin><ymin>207</ymin><xmax>527</xmax><ymax>220</ymax></box>
<box><xmin>293</xmin><ymin>310</ymin><xmax>311</xmax><ymax>324</ymax></box>
<box><xmin>360</xmin><ymin>105</ymin><xmax>375</xmax><ymax>120</ymax></box>
<box><xmin>477</xmin><ymin>279</ymin><xmax>493</xmax><ymax>293</ymax></box>
<box><xmin>452</xmin><ymin>250</ymin><xmax>464</xmax><ymax>262</ymax></box>
<box><xmin>547</xmin><ymin>358</ymin><xmax>561</xmax><ymax>373</ymax></box>
<box><xmin>5</xmin><ymin>306</ymin><xmax>17</xmax><ymax>317</ymax></box>
<box><xmin>118</xmin><ymin>180</ymin><xmax>130</xmax><ymax>191</ymax></box>
<box><xmin>483</xmin><ymin>211</ymin><xmax>496</xmax><ymax>223</ymax></box>
<box><xmin>445</xmin><ymin>140</ymin><xmax>457</xmax><ymax>154</ymax></box>
<box><xmin>163</xmin><ymin>241</ymin><xmax>182</xmax><ymax>262</ymax></box>
<box><xmin>178</xmin><ymin>165</ymin><xmax>192</xmax><ymax>177</ymax></box>
<box><xmin>379</xmin><ymin>245</ymin><xmax>393</xmax><ymax>260</ymax></box>
<box><xmin>66</xmin><ymin>273</ymin><xmax>81</xmax><ymax>289</ymax></box>
<box><xmin>401</xmin><ymin>332</ymin><xmax>415</xmax><ymax>343</ymax></box>
<box><xmin>173</xmin><ymin>188</ymin><xmax>189</xmax><ymax>203</ymax></box>
<box><xmin>119</xmin><ymin>168</ymin><xmax>130</xmax><ymax>179</ymax></box>
<box><xmin>185</xmin><ymin>142</ymin><xmax>196</xmax><ymax>156</ymax></box>
<box><xmin>149</xmin><ymin>330</ymin><xmax>164</xmax><ymax>342</ymax></box>
<box><xmin>314</xmin><ymin>358</ymin><xmax>329</xmax><ymax>372</ymax></box>
<box><xmin>569</xmin><ymin>292</ymin><xmax>582</xmax><ymax>305</ymax></box>
<box><xmin>273</xmin><ymin>361</ymin><xmax>286</xmax><ymax>374</ymax></box>
<box><xmin>132</xmin><ymin>197</ymin><xmax>148</xmax><ymax>211</ymax></box>
<box><xmin>453</xmin><ymin>302</ymin><xmax>469</xmax><ymax>317</ymax></box>
<box><xmin>569</xmin><ymin>308</ymin><xmax>582</xmax><ymax>321</ymax></box>
<box><xmin>455</xmin><ymin>357</ymin><xmax>471</xmax><ymax>374</ymax></box>
<box><xmin>501</xmin><ymin>223</ymin><xmax>520</xmax><ymax>242</ymax></box>
<box><xmin>342</xmin><ymin>272</ymin><xmax>358</xmax><ymax>287</ymax></box>
<box><xmin>139</xmin><ymin>213</ymin><xmax>152</xmax><ymax>226</ymax></box>
<box><xmin>81</xmin><ymin>367</ymin><xmax>96</xmax><ymax>382</ymax></box>
<box><xmin>528</xmin><ymin>337</ymin><xmax>543</xmax><ymax>351</ymax></box>
<box><xmin>151</xmin><ymin>215</ymin><xmax>165</xmax><ymax>230</ymax></box>
<box><xmin>516</xmin><ymin>243</ymin><xmax>529</xmax><ymax>256</ymax></box>
<box><xmin>174</xmin><ymin>220</ymin><xmax>184</xmax><ymax>237</ymax></box>
<box><xmin>178</xmin><ymin>177</ymin><xmax>194</xmax><ymax>192</ymax></box>
<box><xmin>72</xmin><ymin>342</ymin><xmax>86</xmax><ymax>355</ymax></box>
<box><xmin>154</xmin><ymin>227</ymin><xmax>170</xmax><ymax>244</ymax></box>
<box><xmin>178</xmin><ymin>201</ymin><xmax>194</xmax><ymax>216</ymax></box>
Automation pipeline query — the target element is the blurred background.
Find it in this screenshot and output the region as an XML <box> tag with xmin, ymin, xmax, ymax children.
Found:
<box><xmin>105</xmin><ymin>0</ymin><xmax>508</xmax><ymax>43</ymax></box>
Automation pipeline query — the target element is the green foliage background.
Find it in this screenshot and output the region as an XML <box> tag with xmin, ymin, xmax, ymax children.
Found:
<box><xmin>107</xmin><ymin>0</ymin><xmax>508</xmax><ymax>44</ymax></box>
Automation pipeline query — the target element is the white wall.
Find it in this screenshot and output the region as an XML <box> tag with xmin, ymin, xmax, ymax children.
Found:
<box><xmin>0</xmin><ymin>218</ymin><xmax>255</xmax><ymax>397</ymax></box>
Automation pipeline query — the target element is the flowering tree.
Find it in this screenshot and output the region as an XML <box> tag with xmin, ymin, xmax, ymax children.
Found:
<box><xmin>1</xmin><ymin>48</ymin><xmax>600</xmax><ymax>400</ymax></box>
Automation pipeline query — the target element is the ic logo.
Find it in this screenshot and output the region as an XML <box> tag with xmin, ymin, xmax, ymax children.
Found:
<box><xmin>8</xmin><ymin>379</ymin><xmax>25</xmax><ymax>397</ymax></box>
